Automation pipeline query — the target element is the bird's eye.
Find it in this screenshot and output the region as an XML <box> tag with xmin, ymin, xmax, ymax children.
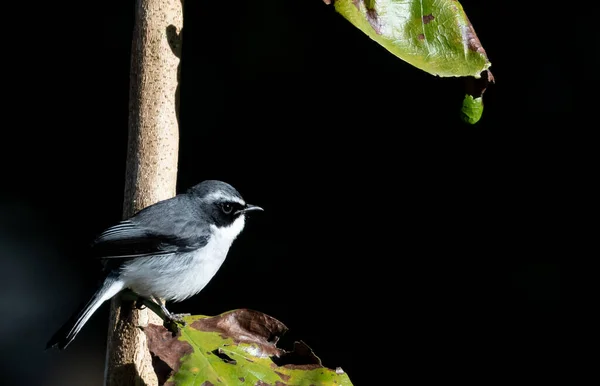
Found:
<box><xmin>221</xmin><ymin>203</ymin><xmax>233</xmax><ymax>214</ymax></box>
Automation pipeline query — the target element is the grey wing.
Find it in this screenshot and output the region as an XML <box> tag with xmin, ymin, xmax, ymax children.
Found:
<box><xmin>90</xmin><ymin>196</ymin><xmax>210</xmax><ymax>259</ymax></box>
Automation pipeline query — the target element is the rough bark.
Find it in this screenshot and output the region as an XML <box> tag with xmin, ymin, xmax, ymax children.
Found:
<box><xmin>104</xmin><ymin>0</ymin><xmax>183</xmax><ymax>385</ymax></box>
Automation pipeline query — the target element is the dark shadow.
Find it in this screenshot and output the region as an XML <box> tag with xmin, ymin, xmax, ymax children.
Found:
<box><xmin>110</xmin><ymin>363</ymin><xmax>150</xmax><ymax>386</ymax></box>
<box><xmin>166</xmin><ymin>0</ymin><xmax>184</xmax><ymax>128</ymax></box>
<box><xmin>151</xmin><ymin>354</ymin><xmax>173</xmax><ymax>385</ymax></box>
<box><xmin>271</xmin><ymin>341</ymin><xmax>322</xmax><ymax>368</ymax></box>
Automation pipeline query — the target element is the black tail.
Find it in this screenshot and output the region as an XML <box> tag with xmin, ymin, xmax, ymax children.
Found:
<box><xmin>46</xmin><ymin>273</ymin><xmax>124</xmax><ymax>350</ymax></box>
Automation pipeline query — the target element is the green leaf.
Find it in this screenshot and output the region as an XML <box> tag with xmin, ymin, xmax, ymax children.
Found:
<box><xmin>332</xmin><ymin>0</ymin><xmax>491</xmax><ymax>78</ymax></box>
<box><xmin>145</xmin><ymin>309</ymin><xmax>353</xmax><ymax>386</ymax></box>
<box><xmin>460</xmin><ymin>94</ymin><xmax>483</xmax><ymax>125</ymax></box>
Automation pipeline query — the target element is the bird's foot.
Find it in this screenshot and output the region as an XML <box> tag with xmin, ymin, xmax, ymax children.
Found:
<box><xmin>167</xmin><ymin>312</ymin><xmax>191</xmax><ymax>325</ymax></box>
<box><xmin>162</xmin><ymin>312</ymin><xmax>190</xmax><ymax>334</ymax></box>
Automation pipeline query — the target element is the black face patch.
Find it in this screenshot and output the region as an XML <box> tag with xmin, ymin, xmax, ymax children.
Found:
<box><xmin>210</xmin><ymin>200</ymin><xmax>245</xmax><ymax>228</ymax></box>
<box><xmin>187</xmin><ymin>180</ymin><xmax>247</xmax><ymax>228</ymax></box>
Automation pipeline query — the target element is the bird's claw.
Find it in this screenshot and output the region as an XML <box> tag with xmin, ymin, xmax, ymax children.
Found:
<box><xmin>169</xmin><ymin>313</ymin><xmax>191</xmax><ymax>325</ymax></box>
<box><xmin>163</xmin><ymin>313</ymin><xmax>190</xmax><ymax>333</ymax></box>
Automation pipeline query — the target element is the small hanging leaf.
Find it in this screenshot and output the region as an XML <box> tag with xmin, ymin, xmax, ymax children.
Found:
<box><xmin>326</xmin><ymin>0</ymin><xmax>494</xmax><ymax>124</ymax></box>
<box><xmin>461</xmin><ymin>68</ymin><xmax>494</xmax><ymax>125</ymax></box>
<box><xmin>145</xmin><ymin>309</ymin><xmax>353</xmax><ymax>386</ymax></box>
<box><xmin>460</xmin><ymin>95</ymin><xmax>483</xmax><ymax>125</ymax></box>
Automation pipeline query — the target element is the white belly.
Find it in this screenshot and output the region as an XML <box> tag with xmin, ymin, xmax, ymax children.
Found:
<box><xmin>120</xmin><ymin>216</ymin><xmax>245</xmax><ymax>302</ymax></box>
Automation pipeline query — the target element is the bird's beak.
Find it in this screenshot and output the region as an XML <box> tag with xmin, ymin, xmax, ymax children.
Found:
<box><xmin>237</xmin><ymin>204</ymin><xmax>264</xmax><ymax>215</ymax></box>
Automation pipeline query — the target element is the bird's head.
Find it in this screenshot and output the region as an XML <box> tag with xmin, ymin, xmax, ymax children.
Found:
<box><xmin>188</xmin><ymin>180</ymin><xmax>263</xmax><ymax>231</ymax></box>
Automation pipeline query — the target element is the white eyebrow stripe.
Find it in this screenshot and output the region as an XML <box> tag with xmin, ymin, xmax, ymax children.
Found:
<box><xmin>206</xmin><ymin>191</ymin><xmax>245</xmax><ymax>205</ymax></box>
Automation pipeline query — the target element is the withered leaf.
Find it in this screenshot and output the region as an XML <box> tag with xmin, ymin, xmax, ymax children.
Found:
<box><xmin>144</xmin><ymin>309</ymin><xmax>353</xmax><ymax>386</ymax></box>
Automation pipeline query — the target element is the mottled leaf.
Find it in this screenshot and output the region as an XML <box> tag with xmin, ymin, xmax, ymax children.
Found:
<box><xmin>145</xmin><ymin>309</ymin><xmax>353</xmax><ymax>386</ymax></box>
<box><xmin>331</xmin><ymin>0</ymin><xmax>490</xmax><ymax>77</ymax></box>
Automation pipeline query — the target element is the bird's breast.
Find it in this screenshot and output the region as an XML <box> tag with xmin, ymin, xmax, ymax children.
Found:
<box><xmin>120</xmin><ymin>216</ymin><xmax>246</xmax><ymax>302</ymax></box>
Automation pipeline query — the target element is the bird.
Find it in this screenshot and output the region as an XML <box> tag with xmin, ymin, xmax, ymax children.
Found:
<box><xmin>46</xmin><ymin>180</ymin><xmax>263</xmax><ymax>350</ymax></box>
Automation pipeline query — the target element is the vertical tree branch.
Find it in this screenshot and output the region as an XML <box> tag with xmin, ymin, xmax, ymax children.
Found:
<box><xmin>104</xmin><ymin>0</ymin><xmax>183</xmax><ymax>385</ymax></box>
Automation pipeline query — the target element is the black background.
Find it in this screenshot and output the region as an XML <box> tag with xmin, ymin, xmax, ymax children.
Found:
<box><xmin>1</xmin><ymin>0</ymin><xmax>577</xmax><ymax>385</ymax></box>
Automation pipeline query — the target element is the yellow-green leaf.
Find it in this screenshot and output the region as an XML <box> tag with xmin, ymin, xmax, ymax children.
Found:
<box><xmin>332</xmin><ymin>0</ymin><xmax>491</xmax><ymax>78</ymax></box>
<box><xmin>145</xmin><ymin>309</ymin><xmax>353</xmax><ymax>386</ymax></box>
